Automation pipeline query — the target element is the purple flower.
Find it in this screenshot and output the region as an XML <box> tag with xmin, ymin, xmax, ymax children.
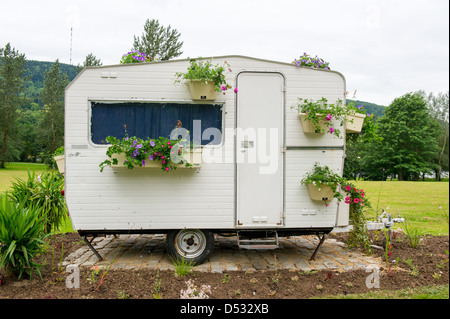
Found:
<box><xmin>142</xmin><ymin>160</ymin><xmax>145</xmax><ymax>166</ymax></box>
<box><xmin>357</xmin><ymin>105</ymin><xmax>363</xmax><ymax>110</ymax></box>
<box><xmin>150</xmin><ymin>140</ymin><xmax>155</xmax><ymax>147</ymax></box>
<box><xmin>149</xmin><ymin>155</ymin><xmax>154</xmax><ymax>160</ymax></box>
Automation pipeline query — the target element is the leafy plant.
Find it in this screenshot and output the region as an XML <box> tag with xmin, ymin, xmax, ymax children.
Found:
<box><xmin>175</xmin><ymin>58</ymin><xmax>236</xmax><ymax>93</ymax></box>
<box><xmin>0</xmin><ymin>195</ymin><xmax>50</xmax><ymax>279</ymax></box>
<box><xmin>120</xmin><ymin>50</ymin><xmax>152</xmax><ymax>63</ymax></box>
<box><xmin>342</xmin><ymin>183</ymin><xmax>372</xmax><ymax>253</ymax></box>
<box><xmin>171</xmin><ymin>256</ymin><xmax>195</xmax><ymax>277</ymax></box>
<box><xmin>404</xmin><ymin>258</ymin><xmax>419</xmax><ymax>277</ymax></box>
<box><xmin>99</xmin><ymin>133</ymin><xmax>192</xmax><ymax>172</ymax></box>
<box><xmin>293</xmin><ymin>52</ymin><xmax>330</xmax><ymax>70</ymax></box>
<box><xmin>153</xmin><ymin>270</ymin><xmax>162</xmax><ymax>299</ymax></box>
<box><xmin>300</xmin><ymin>163</ymin><xmax>346</xmax><ymax>201</ymax></box>
<box><xmin>402</xmin><ymin>218</ymin><xmax>422</xmax><ymax>248</ymax></box>
<box><xmin>8</xmin><ymin>169</ymin><xmax>67</xmax><ymax>233</ymax></box>
<box><xmin>291</xmin><ymin>97</ymin><xmax>347</xmax><ymax>137</ymax></box>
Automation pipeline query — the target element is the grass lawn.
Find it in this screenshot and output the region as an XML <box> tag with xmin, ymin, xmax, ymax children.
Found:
<box><xmin>0</xmin><ymin>162</ymin><xmax>47</xmax><ymax>193</ymax></box>
<box><xmin>353</xmin><ymin>180</ymin><xmax>449</xmax><ymax>236</ymax></box>
<box><xmin>0</xmin><ymin>162</ymin><xmax>73</xmax><ymax>233</ymax></box>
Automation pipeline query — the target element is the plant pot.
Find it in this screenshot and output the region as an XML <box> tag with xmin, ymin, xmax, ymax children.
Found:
<box><xmin>346</xmin><ymin>113</ymin><xmax>366</xmax><ymax>133</ymax></box>
<box><xmin>110</xmin><ymin>148</ymin><xmax>202</xmax><ymax>169</ymax></box>
<box><xmin>298</xmin><ymin>113</ymin><xmax>327</xmax><ymax>134</ymax></box>
<box><xmin>54</xmin><ymin>155</ymin><xmax>65</xmax><ymax>174</ymax></box>
<box><xmin>307</xmin><ymin>184</ymin><xmax>335</xmax><ymax>201</ymax></box>
<box><xmin>187</xmin><ymin>80</ymin><xmax>217</xmax><ymax>101</ymax></box>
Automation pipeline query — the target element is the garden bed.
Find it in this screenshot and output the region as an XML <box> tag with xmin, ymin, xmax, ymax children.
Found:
<box><xmin>0</xmin><ymin>231</ymin><xmax>448</xmax><ymax>300</ymax></box>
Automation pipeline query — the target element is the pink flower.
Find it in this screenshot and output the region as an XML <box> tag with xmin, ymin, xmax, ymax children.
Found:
<box><xmin>345</xmin><ymin>185</ymin><xmax>351</xmax><ymax>192</ymax></box>
<box><xmin>353</xmin><ymin>198</ymin><xmax>360</xmax><ymax>203</ymax></box>
<box><xmin>345</xmin><ymin>197</ymin><xmax>351</xmax><ymax>204</ymax></box>
<box><xmin>234</xmin><ymin>87</ymin><xmax>238</xmax><ymax>93</ymax></box>
<box><xmin>325</xmin><ymin>114</ymin><xmax>332</xmax><ymax>121</ymax></box>
<box><xmin>167</xmin><ymin>142</ymin><xmax>171</xmax><ymax>145</ymax></box>
<box><xmin>221</xmin><ymin>85</ymin><xmax>227</xmax><ymax>91</ymax></box>
<box><xmin>329</xmin><ymin>127</ymin><xmax>334</xmax><ymax>134</ymax></box>
<box><xmin>165</xmin><ymin>167</ymin><xmax>169</xmax><ymax>171</ymax></box>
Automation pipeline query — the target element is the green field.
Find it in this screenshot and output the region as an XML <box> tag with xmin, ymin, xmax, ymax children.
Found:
<box><xmin>354</xmin><ymin>180</ymin><xmax>449</xmax><ymax>236</ymax></box>
<box><xmin>0</xmin><ymin>162</ymin><xmax>47</xmax><ymax>193</ymax></box>
<box><xmin>0</xmin><ymin>162</ymin><xmax>73</xmax><ymax>233</ymax></box>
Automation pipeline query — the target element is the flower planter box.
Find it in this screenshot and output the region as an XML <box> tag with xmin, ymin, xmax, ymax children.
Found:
<box><xmin>110</xmin><ymin>148</ymin><xmax>202</xmax><ymax>169</ymax></box>
<box><xmin>346</xmin><ymin>113</ymin><xmax>366</xmax><ymax>133</ymax></box>
<box><xmin>54</xmin><ymin>155</ymin><xmax>65</xmax><ymax>174</ymax></box>
<box><xmin>187</xmin><ymin>80</ymin><xmax>217</xmax><ymax>101</ymax></box>
<box><xmin>307</xmin><ymin>184</ymin><xmax>334</xmax><ymax>201</ymax></box>
<box><xmin>298</xmin><ymin>113</ymin><xmax>327</xmax><ymax>134</ymax></box>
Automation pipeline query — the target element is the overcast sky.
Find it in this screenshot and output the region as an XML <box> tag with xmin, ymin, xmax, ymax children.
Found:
<box><xmin>1</xmin><ymin>0</ymin><xmax>448</xmax><ymax>106</ymax></box>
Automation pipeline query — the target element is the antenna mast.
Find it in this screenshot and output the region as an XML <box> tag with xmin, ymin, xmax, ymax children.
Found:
<box><xmin>70</xmin><ymin>25</ymin><xmax>73</xmax><ymax>65</ymax></box>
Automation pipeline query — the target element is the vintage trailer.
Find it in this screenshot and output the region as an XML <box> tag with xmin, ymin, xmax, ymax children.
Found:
<box><xmin>64</xmin><ymin>55</ymin><xmax>350</xmax><ymax>263</ymax></box>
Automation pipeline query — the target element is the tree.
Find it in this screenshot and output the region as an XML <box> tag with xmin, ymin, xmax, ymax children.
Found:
<box><xmin>132</xmin><ymin>19</ymin><xmax>183</xmax><ymax>61</ymax></box>
<box><xmin>360</xmin><ymin>92</ymin><xmax>441</xmax><ymax>180</ymax></box>
<box><xmin>76</xmin><ymin>53</ymin><xmax>102</xmax><ymax>73</ymax></box>
<box><xmin>38</xmin><ymin>60</ymin><xmax>68</xmax><ymax>159</ymax></box>
<box><xmin>0</xmin><ymin>43</ymin><xmax>28</xmax><ymax>168</ymax></box>
<box><xmin>427</xmin><ymin>91</ymin><xmax>449</xmax><ymax>180</ymax></box>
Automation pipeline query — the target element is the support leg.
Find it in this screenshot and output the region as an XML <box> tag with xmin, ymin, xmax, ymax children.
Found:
<box><xmin>310</xmin><ymin>233</ymin><xmax>327</xmax><ymax>261</ymax></box>
<box><xmin>83</xmin><ymin>236</ymin><xmax>103</xmax><ymax>261</ymax></box>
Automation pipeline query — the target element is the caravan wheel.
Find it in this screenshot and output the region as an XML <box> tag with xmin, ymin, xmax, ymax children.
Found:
<box><xmin>166</xmin><ymin>229</ymin><xmax>214</xmax><ymax>265</ymax></box>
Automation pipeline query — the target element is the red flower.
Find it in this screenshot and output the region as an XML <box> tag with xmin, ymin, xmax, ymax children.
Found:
<box><xmin>61</xmin><ymin>190</ymin><xmax>65</xmax><ymax>196</ymax></box>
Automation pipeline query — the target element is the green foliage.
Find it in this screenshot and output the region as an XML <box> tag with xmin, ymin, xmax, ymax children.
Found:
<box><xmin>120</xmin><ymin>50</ymin><xmax>152</xmax><ymax>64</ymax></box>
<box><xmin>0</xmin><ymin>43</ymin><xmax>28</xmax><ymax>168</ymax></box>
<box><xmin>171</xmin><ymin>257</ymin><xmax>195</xmax><ymax>277</ymax></box>
<box><xmin>359</xmin><ymin>92</ymin><xmax>441</xmax><ymax>180</ymax></box>
<box><xmin>38</xmin><ymin>60</ymin><xmax>68</xmax><ymax>157</ymax></box>
<box><xmin>132</xmin><ymin>18</ymin><xmax>183</xmax><ymax>61</ymax></box>
<box><xmin>0</xmin><ymin>195</ymin><xmax>50</xmax><ymax>279</ymax></box>
<box><xmin>76</xmin><ymin>53</ymin><xmax>102</xmax><ymax>73</ymax></box>
<box><xmin>300</xmin><ymin>163</ymin><xmax>346</xmax><ymax>201</ymax></box>
<box><xmin>8</xmin><ymin>169</ymin><xmax>67</xmax><ymax>233</ymax></box>
<box><xmin>291</xmin><ymin>97</ymin><xmax>347</xmax><ymax>137</ymax></box>
<box><xmin>99</xmin><ymin>134</ymin><xmax>192</xmax><ymax>172</ymax></box>
<box><xmin>293</xmin><ymin>52</ymin><xmax>330</xmax><ymax>70</ymax></box>
<box><xmin>175</xmin><ymin>58</ymin><xmax>233</xmax><ymax>93</ymax></box>
<box><xmin>342</xmin><ymin>183</ymin><xmax>372</xmax><ymax>253</ymax></box>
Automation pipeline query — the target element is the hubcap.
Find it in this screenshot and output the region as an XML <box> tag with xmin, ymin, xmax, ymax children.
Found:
<box><xmin>174</xmin><ymin>229</ymin><xmax>207</xmax><ymax>259</ymax></box>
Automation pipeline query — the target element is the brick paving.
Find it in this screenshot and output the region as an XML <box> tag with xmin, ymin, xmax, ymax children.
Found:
<box><xmin>63</xmin><ymin>234</ymin><xmax>383</xmax><ymax>272</ymax></box>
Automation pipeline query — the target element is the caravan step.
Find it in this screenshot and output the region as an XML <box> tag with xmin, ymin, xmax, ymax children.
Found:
<box><xmin>237</xmin><ymin>231</ymin><xmax>279</xmax><ymax>250</ymax></box>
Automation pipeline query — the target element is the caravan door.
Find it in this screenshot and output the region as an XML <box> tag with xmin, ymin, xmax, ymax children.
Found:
<box><xmin>236</xmin><ymin>72</ymin><xmax>284</xmax><ymax>227</ymax></box>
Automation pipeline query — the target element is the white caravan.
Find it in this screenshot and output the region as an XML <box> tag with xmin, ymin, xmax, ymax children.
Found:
<box><xmin>64</xmin><ymin>55</ymin><xmax>350</xmax><ymax>263</ymax></box>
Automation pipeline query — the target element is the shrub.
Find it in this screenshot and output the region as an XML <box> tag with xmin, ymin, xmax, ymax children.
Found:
<box><xmin>8</xmin><ymin>169</ymin><xmax>67</xmax><ymax>233</ymax></box>
<box><xmin>0</xmin><ymin>195</ymin><xmax>50</xmax><ymax>279</ymax></box>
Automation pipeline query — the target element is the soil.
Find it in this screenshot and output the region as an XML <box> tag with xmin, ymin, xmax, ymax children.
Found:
<box><xmin>0</xmin><ymin>231</ymin><xmax>448</xmax><ymax>303</ymax></box>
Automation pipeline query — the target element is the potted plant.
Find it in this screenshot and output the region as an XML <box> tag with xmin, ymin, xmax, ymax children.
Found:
<box><xmin>293</xmin><ymin>52</ymin><xmax>330</xmax><ymax>70</ymax></box>
<box><xmin>175</xmin><ymin>58</ymin><xmax>237</xmax><ymax>101</ymax></box>
<box><xmin>300</xmin><ymin>163</ymin><xmax>345</xmax><ymax>203</ymax></box>
<box><xmin>53</xmin><ymin>146</ymin><xmax>65</xmax><ymax>174</ymax></box>
<box><xmin>345</xmin><ymin>101</ymin><xmax>367</xmax><ymax>133</ymax></box>
<box><xmin>99</xmin><ymin>135</ymin><xmax>201</xmax><ymax>172</ymax></box>
<box><xmin>120</xmin><ymin>50</ymin><xmax>153</xmax><ymax>63</ymax></box>
<box><xmin>290</xmin><ymin>97</ymin><xmax>347</xmax><ymax>137</ymax></box>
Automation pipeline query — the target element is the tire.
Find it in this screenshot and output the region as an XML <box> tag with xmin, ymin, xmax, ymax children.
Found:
<box><xmin>166</xmin><ymin>229</ymin><xmax>214</xmax><ymax>265</ymax></box>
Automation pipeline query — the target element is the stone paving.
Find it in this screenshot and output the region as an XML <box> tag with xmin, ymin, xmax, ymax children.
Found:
<box><xmin>63</xmin><ymin>234</ymin><xmax>383</xmax><ymax>273</ymax></box>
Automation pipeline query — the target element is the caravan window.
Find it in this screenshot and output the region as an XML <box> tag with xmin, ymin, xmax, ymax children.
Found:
<box><xmin>90</xmin><ymin>102</ymin><xmax>223</xmax><ymax>146</ymax></box>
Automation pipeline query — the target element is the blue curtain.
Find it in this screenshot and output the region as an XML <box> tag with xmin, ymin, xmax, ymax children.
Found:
<box><xmin>91</xmin><ymin>102</ymin><xmax>223</xmax><ymax>145</ymax></box>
